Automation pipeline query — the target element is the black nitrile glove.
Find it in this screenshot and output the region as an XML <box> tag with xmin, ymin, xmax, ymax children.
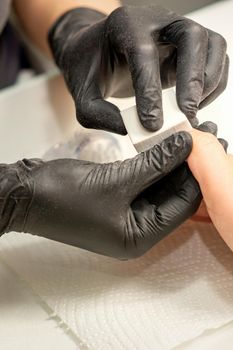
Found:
<box><xmin>48</xmin><ymin>6</ymin><xmax>229</xmax><ymax>135</ymax></box>
<box><xmin>0</xmin><ymin>131</ymin><xmax>201</xmax><ymax>260</ymax></box>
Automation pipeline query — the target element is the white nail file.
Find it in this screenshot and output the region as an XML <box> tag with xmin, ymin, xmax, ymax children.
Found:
<box><xmin>121</xmin><ymin>89</ymin><xmax>192</xmax><ymax>153</ymax></box>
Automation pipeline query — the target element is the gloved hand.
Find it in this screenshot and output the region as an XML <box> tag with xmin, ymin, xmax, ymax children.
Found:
<box><xmin>0</xmin><ymin>131</ymin><xmax>201</xmax><ymax>259</ymax></box>
<box><xmin>48</xmin><ymin>5</ymin><xmax>229</xmax><ymax>134</ymax></box>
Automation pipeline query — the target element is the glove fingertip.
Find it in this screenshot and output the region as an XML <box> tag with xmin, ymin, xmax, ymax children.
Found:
<box><xmin>176</xmin><ymin>130</ymin><xmax>193</xmax><ymax>157</ymax></box>
<box><xmin>197</xmin><ymin>121</ymin><xmax>218</xmax><ymax>135</ymax></box>
<box><xmin>137</xmin><ymin>105</ymin><xmax>164</xmax><ymax>132</ymax></box>
<box><xmin>176</xmin><ymin>95</ymin><xmax>199</xmax><ymax>127</ymax></box>
<box><xmin>218</xmin><ymin>138</ymin><xmax>228</xmax><ymax>152</ymax></box>
<box><xmin>76</xmin><ymin>100</ymin><xmax>127</xmax><ymax>135</ymax></box>
<box><xmin>149</xmin><ymin>130</ymin><xmax>193</xmax><ymax>169</ymax></box>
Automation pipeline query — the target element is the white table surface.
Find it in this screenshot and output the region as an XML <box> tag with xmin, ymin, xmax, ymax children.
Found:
<box><xmin>0</xmin><ymin>1</ymin><xmax>233</xmax><ymax>349</ymax></box>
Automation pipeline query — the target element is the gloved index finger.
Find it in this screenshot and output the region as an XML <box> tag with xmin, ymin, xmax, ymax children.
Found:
<box><xmin>75</xmin><ymin>72</ymin><xmax>127</xmax><ymax>135</ymax></box>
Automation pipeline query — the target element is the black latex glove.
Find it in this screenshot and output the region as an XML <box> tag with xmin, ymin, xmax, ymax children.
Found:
<box><xmin>0</xmin><ymin>131</ymin><xmax>202</xmax><ymax>260</ymax></box>
<box><xmin>49</xmin><ymin>5</ymin><xmax>229</xmax><ymax>135</ymax></box>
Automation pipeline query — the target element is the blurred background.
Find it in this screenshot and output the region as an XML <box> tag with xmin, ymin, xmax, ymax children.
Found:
<box><xmin>0</xmin><ymin>0</ymin><xmax>223</xmax><ymax>89</ymax></box>
<box><xmin>123</xmin><ymin>0</ymin><xmax>222</xmax><ymax>14</ymax></box>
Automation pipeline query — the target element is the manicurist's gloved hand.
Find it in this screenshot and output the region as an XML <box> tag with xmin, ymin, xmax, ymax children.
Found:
<box><xmin>0</xmin><ymin>132</ymin><xmax>201</xmax><ymax>259</ymax></box>
<box><xmin>48</xmin><ymin>5</ymin><xmax>228</xmax><ymax>134</ymax></box>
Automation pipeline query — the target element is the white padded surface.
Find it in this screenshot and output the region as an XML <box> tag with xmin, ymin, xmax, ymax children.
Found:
<box><xmin>0</xmin><ymin>221</ymin><xmax>233</xmax><ymax>350</ymax></box>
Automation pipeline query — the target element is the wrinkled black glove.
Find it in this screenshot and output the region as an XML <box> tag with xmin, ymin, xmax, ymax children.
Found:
<box><xmin>0</xmin><ymin>131</ymin><xmax>202</xmax><ymax>259</ymax></box>
<box><xmin>49</xmin><ymin>5</ymin><xmax>229</xmax><ymax>134</ymax></box>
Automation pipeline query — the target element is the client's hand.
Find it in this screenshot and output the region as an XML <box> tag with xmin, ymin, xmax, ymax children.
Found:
<box><xmin>0</xmin><ymin>132</ymin><xmax>201</xmax><ymax>259</ymax></box>
<box><xmin>188</xmin><ymin>128</ymin><xmax>233</xmax><ymax>251</ymax></box>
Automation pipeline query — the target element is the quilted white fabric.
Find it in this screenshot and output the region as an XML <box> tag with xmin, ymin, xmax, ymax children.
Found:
<box><xmin>0</xmin><ymin>221</ymin><xmax>233</xmax><ymax>350</ymax></box>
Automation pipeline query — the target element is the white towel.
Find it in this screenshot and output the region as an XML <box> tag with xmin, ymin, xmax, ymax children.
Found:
<box><xmin>0</xmin><ymin>221</ymin><xmax>233</xmax><ymax>350</ymax></box>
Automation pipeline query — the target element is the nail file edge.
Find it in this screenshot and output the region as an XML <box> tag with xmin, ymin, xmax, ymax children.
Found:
<box><xmin>121</xmin><ymin>104</ymin><xmax>192</xmax><ymax>153</ymax></box>
<box><xmin>134</xmin><ymin>120</ymin><xmax>192</xmax><ymax>153</ymax></box>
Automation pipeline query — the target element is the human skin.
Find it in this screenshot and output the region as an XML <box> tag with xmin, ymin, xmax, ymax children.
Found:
<box><xmin>188</xmin><ymin>129</ymin><xmax>233</xmax><ymax>251</ymax></box>
<box><xmin>13</xmin><ymin>0</ymin><xmax>121</xmax><ymax>55</ymax></box>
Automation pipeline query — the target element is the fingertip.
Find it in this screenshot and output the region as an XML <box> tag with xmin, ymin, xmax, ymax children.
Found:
<box><xmin>189</xmin><ymin>128</ymin><xmax>217</xmax><ymax>148</ymax></box>
<box><xmin>179</xmin><ymin>130</ymin><xmax>193</xmax><ymax>147</ymax></box>
<box><xmin>197</xmin><ymin>121</ymin><xmax>218</xmax><ymax>135</ymax></box>
<box><xmin>138</xmin><ymin>107</ymin><xmax>164</xmax><ymax>132</ymax></box>
<box><xmin>177</xmin><ymin>130</ymin><xmax>193</xmax><ymax>156</ymax></box>
<box><xmin>189</xmin><ymin>116</ymin><xmax>199</xmax><ymax>128</ymax></box>
<box><xmin>134</xmin><ymin>131</ymin><xmax>194</xmax><ymax>193</ymax></box>
<box><xmin>187</xmin><ymin>129</ymin><xmax>227</xmax><ymax>185</ymax></box>
<box><xmin>184</xmin><ymin>108</ymin><xmax>199</xmax><ymax>127</ymax></box>
<box><xmin>76</xmin><ymin>99</ymin><xmax>127</xmax><ymax>135</ymax></box>
<box><xmin>115</xmin><ymin>124</ymin><xmax>128</xmax><ymax>136</ymax></box>
<box><xmin>177</xmin><ymin>96</ymin><xmax>199</xmax><ymax>127</ymax></box>
<box><xmin>218</xmin><ymin>138</ymin><xmax>228</xmax><ymax>152</ymax></box>
<box><xmin>157</xmin><ymin>130</ymin><xmax>193</xmax><ymax>161</ymax></box>
<box><xmin>141</xmin><ymin>117</ymin><xmax>164</xmax><ymax>132</ymax></box>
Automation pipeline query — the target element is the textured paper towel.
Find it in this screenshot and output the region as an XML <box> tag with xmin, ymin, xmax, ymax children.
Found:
<box><xmin>0</xmin><ymin>221</ymin><xmax>233</xmax><ymax>350</ymax></box>
<box><xmin>0</xmin><ymin>257</ymin><xmax>77</xmax><ymax>350</ymax></box>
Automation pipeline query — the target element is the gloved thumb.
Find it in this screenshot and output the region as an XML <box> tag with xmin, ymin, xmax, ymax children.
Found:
<box><xmin>76</xmin><ymin>95</ymin><xmax>127</xmax><ymax>135</ymax></box>
<box><xmin>120</xmin><ymin>131</ymin><xmax>193</xmax><ymax>197</ymax></box>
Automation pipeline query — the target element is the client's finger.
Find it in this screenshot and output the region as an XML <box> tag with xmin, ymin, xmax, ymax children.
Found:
<box><xmin>188</xmin><ymin>129</ymin><xmax>233</xmax><ymax>251</ymax></box>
